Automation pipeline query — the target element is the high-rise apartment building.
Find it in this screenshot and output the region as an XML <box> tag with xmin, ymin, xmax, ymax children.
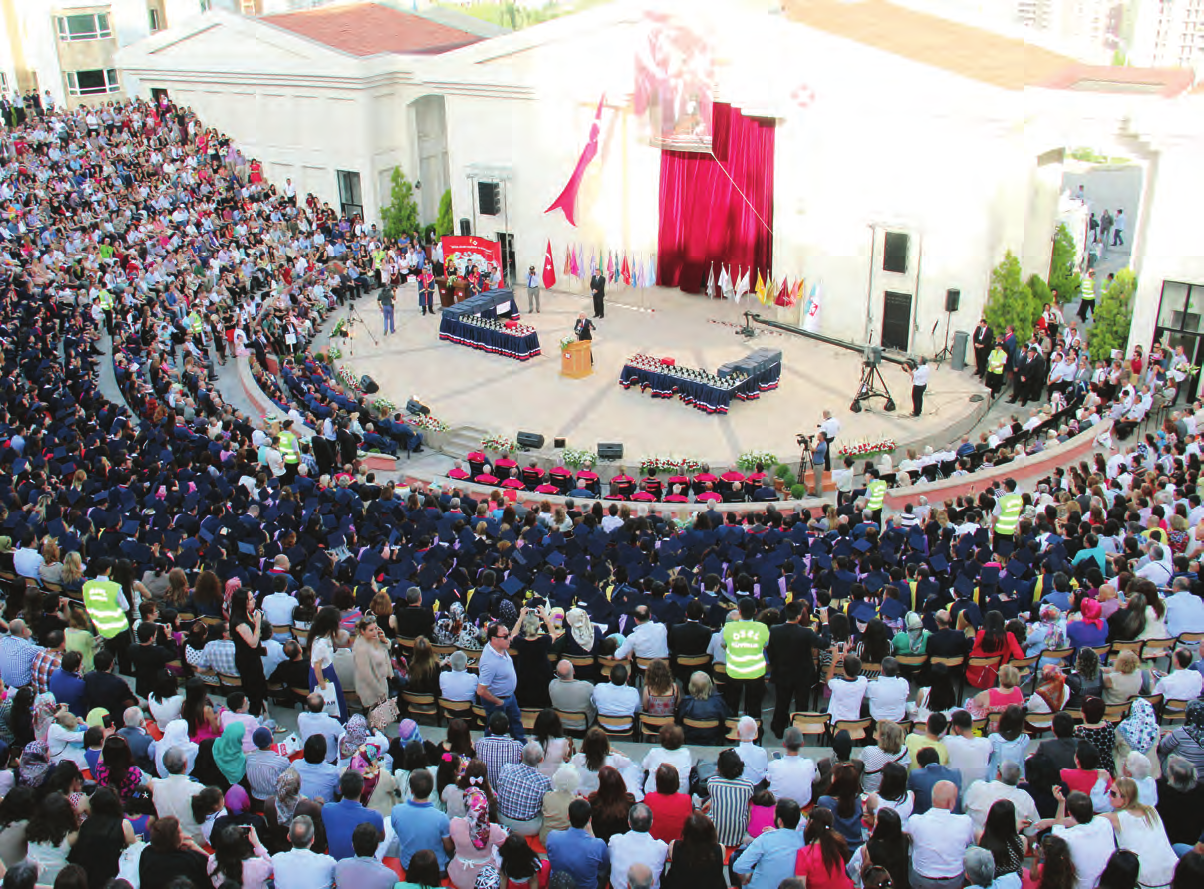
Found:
<box><xmin>1128</xmin><ymin>0</ymin><xmax>1204</xmax><ymax>70</ymax></box>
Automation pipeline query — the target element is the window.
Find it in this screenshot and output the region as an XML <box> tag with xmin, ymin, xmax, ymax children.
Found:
<box><xmin>149</xmin><ymin>8</ymin><xmax>161</xmax><ymax>31</ymax></box>
<box><xmin>882</xmin><ymin>232</ymin><xmax>910</xmax><ymax>274</ymax></box>
<box><xmin>66</xmin><ymin>69</ymin><xmax>121</xmax><ymax>96</ymax></box>
<box><xmin>56</xmin><ymin>13</ymin><xmax>112</xmax><ymax>41</ymax></box>
<box><xmin>336</xmin><ymin>170</ymin><xmax>363</xmax><ymax>220</ymax></box>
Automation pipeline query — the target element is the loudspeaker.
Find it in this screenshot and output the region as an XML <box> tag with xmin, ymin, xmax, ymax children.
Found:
<box><xmin>360</xmin><ymin>375</ymin><xmax>379</xmax><ymax>394</ymax></box>
<box><xmin>405</xmin><ymin>399</ymin><xmax>429</xmax><ymax>416</ymax></box>
<box><xmin>882</xmin><ymin>232</ymin><xmax>909</xmax><ymax>274</ymax></box>
<box><xmin>478</xmin><ymin>181</ymin><xmax>501</xmax><ymax>216</ymax></box>
<box><xmin>945</xmin><ymin>288</ymin><xmax>960</xmax><ymax>313</ymax></box>
<box><xmin>516</xmin><ymin>431</ymin><xmax>545</xmax><ymax>450</ymax></box>
<box><xmin>553</xmin><ymin>437</ymin><xmax>566</xmax><ymax>449</ymax></box>
<box><xmin>459</xmin><ymin>217</ymin><xmax>472</xmax><ymax>236</ymax></box>
<box><xmin>597</xmin><ymin>442</ymin><xmax>624</xmax><ymax>461</ymax></box>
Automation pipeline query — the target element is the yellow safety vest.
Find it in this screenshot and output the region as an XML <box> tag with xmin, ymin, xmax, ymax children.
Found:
<box><xmin>995</xmin><ymin>493</ymin><xmax>1023</xmax><ymax>537</ymax></box>
<box><xmin>987</xmin><ymin>349</ymin><xmax>1007</xmax><ymax>375</ymax></box>
<box><xmin>867</xmin><ymin>479</ymin><xmax>887</xmax><ymax>511</ymax></box>
<box><xmin>278</xmin><ymin>430</ymin><xmax>300</xmax><ymax>464</ymax></box>
<box><xmin>82</xmin><ymin>578</ymin><xmax>129</xmax><ymax>638</ymax></box>
<box><xmin>187</xmin><ymin>312</ymin><xmax>203</xmax><ymax>333</ymax></box>
<box><xmin>97</xmin><ymin>290</ymin><xmax>113</xmax><ymax>310</ymax></box>
<box><xmin>722</xmin><ymin>620</ymin><xmax>769</xmax><ymax>679</ymax></box>
<box><xmin>1081</xmin><ymin>277</ymin><xmax>1095</xmax><ymax>303</ymax></box>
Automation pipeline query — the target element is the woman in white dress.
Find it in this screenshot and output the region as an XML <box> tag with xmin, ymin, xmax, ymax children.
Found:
<box><xmin>308</xmin><ymin>606</ymin><xmax>348</xmax><ymax>721</ymax></box>
<box><xmin>1095</xmin><ymin>777</ymin><xmax>1178</xmax><ymax>889</ymax></box>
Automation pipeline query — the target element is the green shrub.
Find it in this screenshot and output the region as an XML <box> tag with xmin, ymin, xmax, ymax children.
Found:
<box><xmin>790</xmin><ymin>483</ymin><xmax>809</xmax><ymax>500</ymax></box>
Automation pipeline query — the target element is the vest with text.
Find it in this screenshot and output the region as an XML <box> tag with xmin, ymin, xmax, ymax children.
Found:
<box><xmin>83</xmin><ymin>577</ymin><xmax>129</xmax><ymax>638</ymax></box>
<box><xmin>723</xmin><ymin>619</ymin><xmax>769</xmax><ymax>679</ymax></box>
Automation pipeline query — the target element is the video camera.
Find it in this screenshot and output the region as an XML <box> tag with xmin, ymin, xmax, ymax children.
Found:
<box><xmin>796</xmin><ymin>432</ymin><xmax>814</xmax><ymax>450</ymax></box>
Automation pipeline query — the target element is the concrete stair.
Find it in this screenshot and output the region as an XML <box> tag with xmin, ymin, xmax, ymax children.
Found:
<box><xmin>442</xmin><ymin>424</ymin><xmax>491</xmax><ymax>458</ymax></box>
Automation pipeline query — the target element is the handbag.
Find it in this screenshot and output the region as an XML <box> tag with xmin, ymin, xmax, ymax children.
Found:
<box><xmin>368</xmin><ymin>696</ymin><xmax>399</xmax><ymax>731</ymax></box>
<box><xmin>318</xmin><ymin>681</ymin><xmax>340</xmax><ymax>716</ymax></box>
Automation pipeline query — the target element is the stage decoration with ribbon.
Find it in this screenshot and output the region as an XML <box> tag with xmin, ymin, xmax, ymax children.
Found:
<box><xmin>545</xmin><ymin>95</ymin><xmax>605</xmax><ymax>227</ymax></box>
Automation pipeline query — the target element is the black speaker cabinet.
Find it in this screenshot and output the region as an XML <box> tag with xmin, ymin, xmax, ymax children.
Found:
<box><xmin>360</xmin><ymin>375</ymin><xmax>379</xmax><ymax>394</ymax></box>
<box><xmin>945</xmin><ymin>288</ymin><xmax>961</xmax><ymax>312</ymax></box>
<box><xmin>478</xmin><ymin>181</ymin><xmax>501</xmax><ymax>216</ymax></box>
<box><xmin>516</xmin><ymin>431</ymin><xmax>545</xmax><ymax>450</ymax></box>
<box><xmin>597</xmin><ymin>442</ymin><xmax>624</xmax><ymax>461</ymax></box>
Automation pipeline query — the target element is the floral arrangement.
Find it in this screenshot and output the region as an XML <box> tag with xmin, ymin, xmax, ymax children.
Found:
<box><xmin>560</xmin><ymin>335</ymin><xmax>578</xmax><ymax>351</ymax></box>
<box><xmin>640</xmin><ymin>456</ymin><xmax>705</xmax><ymax>474</ymax></box>
<box><xmin>737</xmin><ymin>450</ymin><xmax>778</xmax><ymax>472</ymax></box>
<box><xmin>408</xmin><ymin>413</ymin><xmax>449</xmax><ymax>433</ymax></box>
<box><xmin>836</xmin><ymin>438</ymin><xmax>896</xmax><ymax>458</ymax></box>
<box><xmin>482</xmin><ymin>435</ymin><xmax>519</xmax><ymax>453</ymax></box>
<box><xmin>331</xmin><ymin>318</ymin><xmax>349</xmax><ymax>338</ymax></box>
<box><xmin>337</xmin><ymin>364</ymin><xmax>360</xmax><ymax>390</ymax></box>
<box><xmin>562</xmin><ymin>447</ymin><xmax>596</xmax><ymax>470</ymax></box>
<box><xmin>372</xmin><ymin>396</ymin><xmax>396</xmax><ymax>417</ymax></box>
<box><xmin>327</xmin><ymin>346</ymin><xmax>342</xmax><ymax>360</ymax></box>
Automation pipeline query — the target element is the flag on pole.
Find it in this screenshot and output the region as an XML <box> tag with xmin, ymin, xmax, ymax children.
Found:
<box><xmin>753</xmin><ymin>271</ymin><xmax>766</xmax><ymax>305</ymax></box>
<box><xmin>719</xmin><ymin>265</ymin><xmax>733</xmax><ymax>300</ymax></box>
<box><xmin>735</xmin><ymin>267</ymin><xmax>750</xmax><ymax>303</ymax></box>
<box><xmin>791</xmin><ymin>278</ymin><xmax>804</xmax><ymax>306</ymax></box>
<box><xmin>647</xmin><ymin>256</ymin><xmax>656</xmax><ymax>288</ymax></box>
<box><xmin>588</xmin><ymin>249</ymin><xmax>596</xmax><ymax>277</ymax></box>
<box><xmin>706</xmin><ymin>263</ymin><xmax>717</xmax><ymax>299</ymax></box>
<box><xmin>542</xmin><ymin>240</ymin><xmax>557</xmax><ymax>289</ymax></box>
<box><xmin>606</xmin><ymin>252</ymin><xmax>614</xmax><ymax>283</ymax></box>
<box><xmin>621</xmin><ymin>254</ymin><xmax>631</xmax><ymax>286</ymax></box>
<box><xmin>562</xmin><ymin>248</ymin><xmax>570</xmax><ymax>276</ymax></box>
<box><xmin>545</xmin><ymin>95</ymin><xmax>605</xmax><ymax>226</ymax></box>
<box><xmin>569</xmin><ymin>245</ymin><xmax>580</xmax><ymax>278</ymax></box>
<box><xmin>774</xmin><ymin>278</ymin><xmax>792</xmax><ymax>307</ymax></box>
<box><xmin>762</xmin><ymin>276</ymin><xmax>776</xmax><ymax>306</ymax></box>
<box><xmin>803</xmin><ymin>282</ymin><xmax>822</xmax><ymax>332</ymax></box>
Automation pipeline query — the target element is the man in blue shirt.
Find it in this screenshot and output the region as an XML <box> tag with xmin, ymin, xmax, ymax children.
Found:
<box><xmin>392</xmin><ymin>770</ymin><xmax>452</xmax><ymax>871</ymax></box>
<box><xmin>907</xmin><ymin>747</ymin><xmax>964</xmax><ymax>813</ymax></box>
<box><xmin>322</xmin><ymin>770</ymin><xmax>384</xmax><ymax>860</ymax></box>
<box><xmin>48</xmin><ymin>650</ymin><xmax>86</xmax><ymax>716</ymax></box>
<box><xmin>477</xmin><ymin>621</ymin><xmax>526</xmax><ymax>740</ymax></box>
<box><xmin>293</xmin><ymin>735</ymin><xmax>341</xmax><ymax>806</ymax></box>
<box><xmin>732</xmin><ymin>798</ymin><xmax>805</xmax><ymax>889</ymax></box>
<box><xmin>547</xmin><ymin>799</ymin><xmax>610</xmax><ymax>889</ymax></box>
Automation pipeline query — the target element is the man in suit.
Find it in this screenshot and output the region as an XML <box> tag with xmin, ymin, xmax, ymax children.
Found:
<box><xmin>972</xmin><ymin>318</ymin><xmax>993</xmax><ymax>378</ymax></box>
<box><xmin>575</xmin><ymin>314</ymin><xmax>596</xmax><ymax>366</ymax></box>
<box><xmin>766</xmin><ymin>601</ymin><xmax>830</xmax><ymax>737</ymax></box>
<box><xmin>589</xmin><ymin>269</ymin><xmax>606</xmax><ymax>318</ymax></box>
<box><xmin>668</xmin><ymin>600</ymin><xmax>712</xmax><ymax>680</ymax></box>
<box><xmin>1017</xmin><ymin>346</ymin><xmax>1045</xmax><ymax>405</ymax></box>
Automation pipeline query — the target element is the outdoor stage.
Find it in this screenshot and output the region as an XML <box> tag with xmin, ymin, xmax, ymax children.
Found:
<box><xmin>335</xmin><ymin>283</ymin><xmax>989</xmax><ymax>471</ymax></box>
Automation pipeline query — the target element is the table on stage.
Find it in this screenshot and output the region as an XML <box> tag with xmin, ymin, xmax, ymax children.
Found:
<box><xmin>618</xmin><ymin>358</ymin><xmax>782</xmax><ymax>414</ymax></box>
<box><xmin>439</xmin><ymin>314</ymin><xmax>541</xmax><ymax>361</ymax></box>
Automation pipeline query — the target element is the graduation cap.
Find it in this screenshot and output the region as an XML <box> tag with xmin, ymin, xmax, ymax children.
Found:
<box><xmin>423</xmin><ymin>544</ymin><xmax>449</xmax><ymax>563</ymax></box>
<box><xmin>813</xmin><ymin>553</ymin><xmax>833</xmax><ymax>570</ymax></box>
<box><xmin>198</xmin><ymin>526</ymin><xmax>215</xmax><ymax>543</ymax></box>
<box><xmin>92</xmin><ymin>490</ymin><xmax>109</xmax><ymax>505</ymax></box>
<box><xmin>956</xmin><ymin>600</ymin><xmax>983</xmax><ymax>628</ymax></box>
<box><xmin>953</xmin><ymin>574</ymin><xmax>975</xmax><ymax>598</ymax></box>
<box><xmin>183</xmin><ymin>492</ymin><xmax>200</xmax><ymax>510</ymax></box>
<box><xmin>908</xmin><ymin>531</ymin><xmax>927</xmax><ymax>550</ymax></box>
<box><xmin>955</xmin><ymin>535</ymin><xmax>975</xmax><ymax>559</ymax></box>
<box><xmin>547</xmin><ymin>551</ymin><xmax>566</xmax><ymax>569</ymax></box>
<box><xmin>64</xmin><ymin>489</ymin><xmax>82</xmax><ymax>506</ymax></box>
<box><xmin>325</xmin><ymin>532</ymin><xmax>346</xmax><ymax>550</ymax></box>
<box><xmin>176</xmin><ymin>548</ymin><xmax>199</xmax><ymax>571</ymax></box>
<box><xmin>881</xmin><ymin>596</ymin><xmax>907</xmax><ymax>620</ymax></box>
<box><xmin>702</xmin><ymin>554</ymin><xmax>724</xmax><ymax>578</ymax></box>
<box><xmin>926</xmin><ymin>553</ymin><xmax>948</xmax><ymax>574</ymax></box>
<box><xmin>321</xmin><ymin>513</ymin><xmax>338</xmax><ymax>530</ymax></box>
<box><xmin>1006</xmin><ymin>558</ymin><xmax>1027</xmax><ymax>578</ymax></box>
<box><xmin>163</xmin><ymin>530</ymin><xmax>183</xmax><ymax>550</ymax></box>
<box><xmin>852</xmin><ymin>538</ymin><xmax>872</xmax><ymax>554</ymax></box>
<box><xmin>850</xmin><ymin>599</ymin><xmax>877</xmax><ymax>623</ymax></box>
<box><xmin>61</xmin><ymin>462</ymin><xmax>76</xmax><ymax>476</ymax></box>
<box><xmin>981</xmin><ymin>566</ymin><xmax>1002</xmax><ymax>586</ymax></box>
<box><xmin>567</xmin><ymin>553</ymin><xmax>589</xmax><ymax>577</ymax></box>
<box><xmin>387</xmin><ymin>559</ymin><xmax>414</xmax><ymax>582</ymax></box>
<box><xmin>120</xmin><ymin>518</ymin><xmax>141</xmax><ymax>537</ymax></box>
<box><xmin>510</xmin><ymin>548</ymin><xmax>528</xmax><ymax>567</ymax></box>
<box><xmin>237</xmin><ymin>541</ymin><xmax>258</xmax><ymax>557</ymax></box>
<box><xmin>501</xmin><ymin>575</ymin><xmax>524</xmax><ymax>597</ymax></box>
<box><xmin>532</xmin><ymin>573</ymin><xmax>553</xmax><ymax>596</ymax></box>
<box><xmin>650</xmin><ymin>565</ymin><xmax>671</xmax><ymax>585</ymax></box>
<box><xmin>864</xmin><ymin>574</ymin><xmax>886</xmax><ymax>594</ymax></box>
<box><xmin>995</xmin><ymin>537</ymin><xmax>1015</xmax><ymax>558</ymax></box>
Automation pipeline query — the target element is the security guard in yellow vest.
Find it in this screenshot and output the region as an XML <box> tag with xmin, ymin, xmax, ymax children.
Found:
<box><xmin>986</xmin><ymin>342</ymin><xmax>1008</xmax><ymax>399</ymax></box>
<box><xmin>1078</xmin><ymin>270</ymin><xmax>1096</xmax><ymax>322</ymax></box>
<box><xmin>186</xmin><ymin>310</ymin><xmax>204</xmax><ymax>337</ymax></box>
<box><xmin>278</xmin><ymin>418</ymin><xmax>301</xmax><ymax>484</ymax></box>
<box><xmin>866</xmin><ymin>478</ymin><xmax>888</xmax><ymax>523</ymax></box>
<box><xmin>995</xmin><ymin>493</ymin><xmax>1023</xmax><ymax>537</ymax></box>
<box><xmin>82</xmin><ymin>558</ymin><xmax>132</xmax><ymax>671</ymax></box>
<box><xmin>721</xmin><ymin>597</ymin><xmax>770</xmax><ymax>717</ymax></box>
<box><xmin>97</xmin><ymin>288</ymin><xmax>114</xmax><ymax>335</ymax></box>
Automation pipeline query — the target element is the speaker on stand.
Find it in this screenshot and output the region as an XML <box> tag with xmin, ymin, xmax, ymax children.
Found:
<box><xmin>934</xmin><ymin>288</ymin><xmax>959</xmax><ymax>363</ymax></box>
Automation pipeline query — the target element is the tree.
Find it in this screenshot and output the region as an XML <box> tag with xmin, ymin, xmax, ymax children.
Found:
<box><xmin>1028</xmin><ymin>274</ymin><xmax>1052</xmax><ymax>310</ymax></box>
<box><xmin>1048</xmin><ymin>222</ymin><xmax>1081</xmax><ymax>305</ymax></box>
<box><xmin>380</xmin><ymin>168</ymin><xmax>419</xmax><ymax>240</ymax></box>
<box><xmin>436</xmin><ymin>189</ymin><xmax>454</xmax><ymax>238</ymax></box>
<box><xmin>1089</xmin><ymin>268</ymin><xmax>1137</xmax><ymax>362</ymax></box>
<box><xmin>984</xmin><ymin>251</ymin><xmax>1038</xmax><ymax>341</ymax></box>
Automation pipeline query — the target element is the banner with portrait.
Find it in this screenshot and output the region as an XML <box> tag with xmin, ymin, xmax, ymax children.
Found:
<box><xmin>634</xmin><ymin>11</ymin><xmax>716</xmax><ymax>152</ymax></box>
<box><xmin>441</xmin><ymin>236</ymin><xmax>503</xmax><ymax>275</ymax></box>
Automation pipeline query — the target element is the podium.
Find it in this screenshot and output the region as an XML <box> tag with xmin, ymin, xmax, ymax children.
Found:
<box><xmin>561</xmin><ymin>340</ymin><xmax>592</xmax><ymax>378</ymax></box>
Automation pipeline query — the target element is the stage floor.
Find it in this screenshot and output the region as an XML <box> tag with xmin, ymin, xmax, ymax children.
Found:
<box><xmin>335</xmin><ymin>284</ymin><xmax>986</xmax><ymax>469</ymax></box>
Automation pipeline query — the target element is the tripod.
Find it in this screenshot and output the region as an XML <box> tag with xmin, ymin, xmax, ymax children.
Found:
<box><xmin>933</xmin><ymin>309</ymin><xmax>954</xmax><ymax>363</ymax></box>
<box><xmin>345</xmin><ymin>301</ymin><xmax>379</xmax><ymax>356</ymax></box>
<box><xmin>850</xmin><ymin>361</ymin><xmax>896</xmax><ymax>413</ymax></box>
<box><xmin>797</xmin><ymin>445</ymin><xmax>814</xmax><ymax>487</ymax></box>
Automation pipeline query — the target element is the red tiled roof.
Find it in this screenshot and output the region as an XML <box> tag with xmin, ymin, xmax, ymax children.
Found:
<box><xmin>260</xmin><ymin>2</ymin><xmax>483</xmax><ymax>57</ymax></box>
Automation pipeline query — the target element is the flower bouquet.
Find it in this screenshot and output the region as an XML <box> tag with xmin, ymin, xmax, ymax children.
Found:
<box><xmin>408</xmin><ymin>413</ymin><xmax>449</xmax><ymax>433</ymax></box>
<box><xmin>372</xmin><ymin>396</ymin><xmax>396</xmax><ymax>417</ymax></box>
<box><xmin>562</xmin><ymin>447</ymin><xmax>596</xmax><ymax>470</ymax></box>
<box><xmin>337</xmin><ymin>365</ymin><xmax>360</xmax><ymax>390</ymax></box>
<box><xmin>836</xmin><ymin>438</ymin><xmax>896</xmax><ymax>459</ymax></box>
<box><xmin>737</xmin><ymin>451</ymin><xmax>778</xmax><ymax>472</ymax></box>
<box><xmin>482</xmin><ymin>435</ymin><xmax>519</xmax><ymax>453</ymax></box>
<box><xmin>327</xmin><ymin>346</ymin><xmax>342</xmax><ymax>360</ymax></box>
<box><xmin>331</xmin><ymin>317</ymin><xmax>349</xmax><ymax>338</ymax></box>
<box><xmin>560</xmin><ymin>335</ymin><xmax>578</xmax><ymax>351</ymax></box>
<box><xmin>640</xmin><ymin>456</ymin><xmax>704</xmax><ymax>474</ymax></box>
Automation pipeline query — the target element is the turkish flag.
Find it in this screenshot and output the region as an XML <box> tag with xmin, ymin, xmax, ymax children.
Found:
<box><xmin>542</xmin><ymin>240</ymin><xmax>557</xmax><ymax>289</ymax></box>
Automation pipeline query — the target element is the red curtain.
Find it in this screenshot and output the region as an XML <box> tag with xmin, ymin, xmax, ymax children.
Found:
<box><xmin>656</xmin><ymin>103</ymin><xmax>775</xmax><ymax>293</ymax></box>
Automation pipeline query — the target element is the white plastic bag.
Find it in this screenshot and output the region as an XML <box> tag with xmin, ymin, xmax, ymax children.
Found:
<box><xmin>319</xmin><ymin>681</ymin><xmax>340</xmax><ymax>715</ymax></box>
<box><xmin>118</xmin><ymin>840</ymin><xmax>148</xmax><ymax>887</ymax></box>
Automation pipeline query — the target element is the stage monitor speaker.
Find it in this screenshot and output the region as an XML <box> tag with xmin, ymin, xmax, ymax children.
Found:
<box><xmin>597</xmin><ymin>442</ymin><xmax>624</xmax><ymax>461</ymax></box>
<box><xmin>945</xmin><ymin>288</ymin><xmax>961</xmax><ymax>312</ymax></box>
<box><xmin>459</xmin><ymin>218</ymin><xmax>472</xmax><ymax>236</ymax></box>
<box><xmin>516</xmin><ymin>431</ymin><xmax>545</xmax><ymax>450</ymax></box>
<box><xmin>405</xmin><ymin>399</ymin><xmax>429</xmax><ymax>416</ymax></box>
<box><xmin>360</xmin><ymin>375</ymin><xmax>379</xmax><ymax>394</ymax></box>
<box><xmin>882</xmin><ymin>232</ymin><xmax>910</xmax><ymax>274</ymax></box>
<box><xmin>553</xmin><ymin>437</ymin><xmax>566</xmax><ymax>449</ymax></box>
<box><xmin>478</xmin><ymin>181</ymin><xmax>501</xmax><ymax>216</ymax></box>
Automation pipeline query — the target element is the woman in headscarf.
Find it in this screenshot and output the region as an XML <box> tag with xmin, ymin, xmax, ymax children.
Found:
<box><xmin>562</xmin><ymin>608</ymin><xmax>601</xmax><ymax>658</ymax></box>
<box><xmin>194</xmin><ymin>721</ymin><xmax>246</xmax><ymax>790</ymax></box>
<box><xmin>448</xmin><ymin>787</ymin><xmax>507</xmax><ymax>889</ymax></box>
<box><xmin>30</xmin><ymin>693</ymin><xmax>59</xmax><ymax>746</ymax></box>
<box><xmin>18</xmin><ymin>741</ymin><xmax>51</xmax><ymax>789</ymax></box>
<box><xmin>1066</xmin><ymin>597</ymin><xmax>1109</xmax><ymax>651</ymax></box>
<box><xmin>891</xmin><ymin>612</ymin><xmax>929</xmax><ymax>655</ymax></box>
<box><xmin>337</xmin><ymin>714</ymin><xmax>369</xmax><ymax>765</ymax></box>
<box><xmin>155</xmin><ymin>719</ymin><xmax>199</xmax><ymax>778</ymax></box>
<box><xmin>1116</xmin><ymin>698</ymin><xmax>1161</xmax><ymax>779</ymax></box>
<box><xmin>262</xmin><ymin>767</ymin><xmax>301</xmax><ymax>854</ymax></box>
<box><xmin>1158</xmin><ymin>700</ymin><xmax>1204</xmax><ymax>782</ymax></box>
<box><xmin>1026</xmin><ymin>605</ymin><xmax>1068</xmax><ymax>667</ymax></box>
<box><xmin>434</xmin><ymin>602</ymin><xmax>484</xmax><ymax>650</ymax></box>
<box><xmin>1028</xmin><ymin>665</ymin><xmax>1069</xmax><ymax>714</ymax></box>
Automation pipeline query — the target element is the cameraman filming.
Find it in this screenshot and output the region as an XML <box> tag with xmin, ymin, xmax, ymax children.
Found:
<box><xmin>811</xmin><ymin>431</ymin><xmax>828</xmax><ymax>497</ymax></box>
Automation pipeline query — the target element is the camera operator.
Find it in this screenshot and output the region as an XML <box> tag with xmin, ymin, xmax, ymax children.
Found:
<box><xmin>819</xmin><ymin>410</ymin><xmax>840</xmax><ymax>471</ymax></box>
<box><xmin>811</xmin><ymin>431</ymin><xmax>828</xmax><ymax>497</ymax></box>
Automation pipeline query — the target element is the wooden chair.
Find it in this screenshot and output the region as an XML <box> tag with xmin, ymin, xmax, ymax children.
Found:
<box><xmin>564</xmin><ymin>654</ymin><xmax>596</xmax><ymax>673</ymax></box>
<box><xmin>595</xmin><ymin>714</ymin><xmax>634</xmax><ymax>738</ymax></box>
<box><xmin>674</xmin><ymin>654</ymin><xmax>712</xmax><ymax>675</ymax></box>
<box><xmin>1109</xmin><ymin>640</ymin><xmax>1144</xmax><ymax>658</ymax></box>
<box><xmin>288</xmin><ymin>686</ymin><xmax>311</xmax><ymax>707</ymax></box>
<box><xmin>726</xmin><ymin>717</ymin><xmax>763</xmax><ymax>742</ymax></box>
<box><xmin>1162</xmin><ymin>698</ymin><xmax>1191</xmax><ymax>726</ymax></box>
<box><xmin>1041</xmin><ymin>647</ymin><xmax>1075</xmax><ymax>666</ymax></box>
<box><xmin>1024</xmin><ymin>712</ymin><xmax>1056</xmax><ymax>737</ymax></box>
<box><xmin>597</xmin><ymin>656</ymin><xmax>620</xmax><ymax>680</ymax></box>
<box><xmin>555</xmin><ymin>709</ymin><xmax>591</xmax><ymax>736</ymax></box>
<box><xmin>1103</xmin><ymin>700</ymin><xmax>1133</xmax><ymax>723</ymax></box>
<box><xmin>970</xmin><ymin>716</ymin><xmax>988</xmax><ymax>736</ymax></box>
<box><xmin>1140</xmin><ymin>638</ymin><xmax>1177</xmax><ymax>670</ymax></box>
<box><xmin>438</xmin><ymin>697</ymin><xmax>474</xmax><ymax>724</ymax></box>
<box><xmin>397</xmin><ymin>636</ymin><xmax>417</xmax><ymax>656</ymax></box>
<box><xmin>1008</xmin><ymin>654</ymin><xmax>1040</xmax><ymax>693</ymax></box>
<box><xmin>431</xmin><ymin>643</ymin><xmax>458</xmax><ymax>659</ymax></box>
<box><xmin>201</xmin><ymin>615</ymin><xmax>224</xmax><ymax>629</ymax></box>
<box><xmin>216</xmin><ymin>670</ymin><xmax>243</xmax><ymax>693</ymax></box>
<box><xmin>682</xmin><ymin>717</ymin><xmax>721</xmax><ymax>739</ymax></box>
<box><xmin>859</xmin><ymin>662</ymin><xmax>884</xmax><ymax>680</ymax></box>
<box><xmin>965</xmin><ymin>655</ymin><xmax>1002</xmax><ymax>698</ymax></box>
<box><xmin>520</xmin><ymin>708</ymin><xmax>543</xmax><ymax>732</ymax></box>
<box><xmin>1138</xmin><ymin>693</ymin><xmax>1164</xmax><ymax>718</ymax></box>
<box><xmin>790</xmin><ymin>712</ymin><xmax>830</xmax><ymax>742</ymax></box>
<box><xmin>893</xmin><ymin>654</ymin><xmax>928</xmax><ymax>672</ymax></box>
<box><xmin>639</xmin><ymin>714</ymin><xmax>676</xmax><ymax>742</ymax></box>
<box><xmin>832</xmin><ymin>717</ymin><xmax>873</xmax><ymax>743</ymax></box>
<box><xmin>1177</xmin><ymin>631</ymin><xmax>1204</xmax><ymax>649</ymax></box>
<box><xmin>271</xmin><ymin>624</ymin><xmax>293</xmax><ymax>640</ymax></box>
<box><xmin>1087</xmin><ymin>644</ymin><xmax>1112</xmax><ymax>663</ymax></box>
<box><xmin>472</xmin><ymin>701</ymin><xmax>487</xmax><ymax>728</ymax></box>
<box><xmin>196</xmin><ymin>667</ymin><xmax>221</xmax><ymax>689</ymax></box>
<box><xmin>402</xmin><ymin>691</ymin><xmax>438</xmax><ymax>723</ymax></box>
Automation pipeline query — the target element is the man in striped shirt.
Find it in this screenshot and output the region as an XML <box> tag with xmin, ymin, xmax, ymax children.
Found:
<box><xmin>246</xmin><ymin>726</ymin><xmax>290</xmax><ymax>803</ymax></box>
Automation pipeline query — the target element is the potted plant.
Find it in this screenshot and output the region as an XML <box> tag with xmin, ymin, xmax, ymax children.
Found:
<box><xmin>563</xmin><ymin>447</ymin><xmax>596</xmax><ymax>471</ymax></box>
<box><xmin>772</xmin><ymin>464</ymin><xmax>796</xmax><ymax>494</ymax></box>
<box><xmin>790</xmin><ymin>483</ymin><xmax>810</xmax><ymax>501</ymax></box>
